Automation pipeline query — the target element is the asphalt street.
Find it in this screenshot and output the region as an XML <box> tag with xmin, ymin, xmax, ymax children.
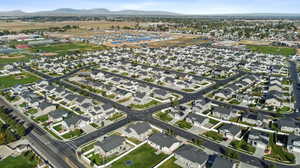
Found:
<box><xmin>4</xmin><ymin>63</ymin><xmax>298</xmax><ymax>168</ymax></box>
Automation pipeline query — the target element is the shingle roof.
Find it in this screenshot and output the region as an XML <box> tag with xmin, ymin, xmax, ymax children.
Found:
<box><xmin>125</xmin><ymin>122</ymin><xmax>151</xmax><ymax>134</ymax></box>
<box><xmin>175</xmin><ymin>144</ymin><xmax>208</xmax><ymax>165</ymax></box>
<box><xmin>211</xmin><ymin>156</ymin><xmax>234</xmax><ymax>168</ymax></box>
<box><xmin>148</xmin><ymin>133</ymin><xmax>179</xmax><ymax>148</ymax></box>
<box><xmin>96</xmin><ymin>135</ymin><xmax>125</xmax><ymax>152</ymax></box>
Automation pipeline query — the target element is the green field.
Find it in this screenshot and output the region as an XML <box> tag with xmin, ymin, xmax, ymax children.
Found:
<box><xmin>247</xmin><ymin>45</ymin><xmax>296</xmax><ymax>56</ymax></box>
<box><xmin>0</xmin><ymin>53</ymin><xmax>32</xmax><ymax>65</ymax></box>
<box><xmin>0</xmin><ymin>72</ymin><xmax>41</xmax><ymax>89</ymax></box>
<box><xmin>159</xmin><ymin>157</ymin><xmax>181</xmax><ymax>168</ymax></box>
<box><xmin>0</xmin><ymin>151</ymin><xmax>38</xmax><ymax>168</ymax></box>
<box><xmin>30</xmin><ymin>43</ymin><xmax>107</xmax><ymax>55</ymax></box>
<box><xmin>111</xmin><ymin>144</ymin><xmax>167</xmax><ymax>168</ymax></box>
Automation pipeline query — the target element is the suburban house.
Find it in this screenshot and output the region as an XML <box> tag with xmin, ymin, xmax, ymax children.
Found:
<box><xmin>62</xmin><ymin>115</ymin><xmax>89</xmax><ymax>131</ymax></box>
<box><xmin>148</xmin><ymin>133</ymin><xmax>181</xmax><ymax>154</ymax></box>
<box><xmin>123</xmin><ymin>122</ymin><xmax>152</xmax><ymax>141</ymax></box>
<box><xmin>210</xmin><ymin>155</ymin><xmax>235</xmax><ymax>168</ymax></box>
<box><xmin>192</xmin><ymin>98</ymin><xmax>212</xmax><ymax>114</ymax></box>
<box><xmin>174</xmin><ymin>144</ymin><xmax>209</xmax><ymax>168</ymax></box>
<box><xmin>215</xmin><ymin>88</ymin><xmax>233</xmax><ymax>100</ymax></box>
<box><xmin>94</xmin><ymin>135</ymin><xmax>126</xmax><ymax>157</ymax></box>
<box><xmin>277</xmin><ymin>118</ymin><xmax>300</xmax><ymax>134</ymax></box>
<box><xmin>247</xmin><ymin>130</ymin><xmax>270</xmax><ymax>149</ymax></box>
<box><xmin>48</xmin><ymin>109</ymin><xmax>69</xmax><ymax>123</ymax></box>
<box><xmin>211</xmin><ymin>107</ymin><xmax>236</xmax><ymax>120</ymax></box>
<box><xmin>287</xmin><ymin>134</ymin><xmax>300</xmax><ymax>153</ymax></box>
<box><xmin>241</xmin><ymin>112</ymin><xmax>263</xmax><ymax>126</ymax></box>
<box><xmin>34</xmin><ymin>102</ymin><xmax>56</xmax><ymax>117</ymax></box>
<box><xmin>186</xmin><ymin>113</ymin><xmax>209</xmax><ymax>128</ymax></box>
<box><xmin>218</xmin><ymin>124</ymin><xmax>242</xmax><ymax>140</ymax></box>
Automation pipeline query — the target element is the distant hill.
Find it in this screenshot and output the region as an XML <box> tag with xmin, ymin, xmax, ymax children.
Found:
<box><xmin>0</xmin><ymin>9</ymin><xmax>299</xmax><ymax>17</ymax></box>
<box><xmin>0</xmin><ymin>8</ymin><xmax>180</xmax><ymax>16</ymax></box>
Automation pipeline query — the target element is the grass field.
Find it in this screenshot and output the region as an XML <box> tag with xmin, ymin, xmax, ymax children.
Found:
<box><xmin>0</xmin><ymin>152</ymin><xmax>38</xmax><ymax>168</ymax></box>
<box><xmin>111</xmin><ymin>144</ymin><xmax>167</xmax><ymax>168</ymax></box>
<box><xmin>158</xmin><ymin>157</ymin><xmax>181</xmax><ymax>168</ymax></box>
<box><xmin>30</xmin><ymin>42</ymin><xmax>107</xmax><ymax>55</ymax></box>
<box><xmin>247</xmin><ymin>45</ymin><xmax>296</xmax><ymax>56</ymax></box>
<box><xmin>0</xmin><ymin>54</ymin><xmax>32</xmax><ymax>65</ymax></box>
<box><xmin>0</xmin><ymin>72</ymin><xmax>41</xmax><ymax>89</ymax></box>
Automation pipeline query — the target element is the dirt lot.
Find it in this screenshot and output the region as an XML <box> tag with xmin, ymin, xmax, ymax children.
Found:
<box><xmin>238</xmin><ymin>40</ymin><xmax>272</xmax><ymax>46</ymax></box>
<box><xmin>0</xmin><ymin>20</ymin><xmax>136</xmax><ymax>32</ymax></box>
<box><xmin>297</xmin><ymin>49</ymin><xmax>300</xmax><ymax>55</ymax></box>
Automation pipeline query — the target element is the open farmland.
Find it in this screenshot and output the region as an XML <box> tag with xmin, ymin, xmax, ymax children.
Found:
<box><xmin>0</xmin><ymin>20</ymin><xmax>136</xmax><ymax>32</ymax></box>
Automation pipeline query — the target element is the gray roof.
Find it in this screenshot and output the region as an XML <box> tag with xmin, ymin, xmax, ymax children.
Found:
<box><xmin>39</xmin><ymin>102</ymin><xmax>55</xmax><ymax>110</ymax></box>
<box><xmin>148</xmin><ymin>133</ymin><xmax>180</xmax><ymax>148</ymax></box>
<box><xmin>125</xmin><ymin>122</ymin><xmax>151</xmax><ymax>134</ymax></box>
<box><xmin>64</xmin><ymin>115</ymin><xmax>88</xmax><ymax>126</ymax></box>
<box><xmin>96</xmin><ymin>135</ymin><xmax>125</xmax><ymax>152</ymax></box>
<box><xmin>102</xmin><ymin>103</ymin><xmax>113</xmax><ymax>111</ymax></box>
<box><xmin>277</xmin><ymin>118</ymin><xmax>297</xmax><ymax>128</ymax></box>
<box><xmin>211</xmin><ymin>156</ymin><xmax>234</xmax><ymax>168</ymax></box>
<box><xmin>153</xmin><ymin>89</ymin><xmax>168</xmax><ymax>96</ymax></box>
<box><xmin>49</xmin><ymin>109</ymin><xmax>68</xmax><ymax>119</ymax></box>
<box><xmin>135</xmin><ymin>91</ymin><xmax>146</xmax><ymax>99</ymax></box>
<box><xmin>213</xmin><ymin>107</ymin><xmax>232</xmax><ymax>115</ymax></box>
<box><xmin>288</xmin><ymin>134</ymin><xmax>300</xmax><ymax>147</ymax></box>
<box><xmin>218</xmin><ymin>124</ymin><xmax>241</xmax><ymax>135</ymax></box>
<box><xmin>187</xmin><ymin>113</ymin><xmax>207</xmax><ymax>123</ymax></box>
<box><xmin>175</xmin><ymin>144</ymin><xmax>208</xmax><ymax>165</ymax></box>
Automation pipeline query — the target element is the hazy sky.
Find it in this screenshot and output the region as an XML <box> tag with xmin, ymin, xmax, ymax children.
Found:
<box><xmin>1</xmin><ymin>0</ymin><xmax>300</xmax><ymax>14</ymax></box>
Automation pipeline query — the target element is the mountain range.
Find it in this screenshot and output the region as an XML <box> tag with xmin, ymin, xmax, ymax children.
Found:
<box><xmin>0</xmin><ymin>8</ymin><xmax>179</xmax><ymax>16</ymax></box>
<box><xmin>0</xmin><ymin>8</ymin><xmax>300</xmax><ymax>17</ymax></box>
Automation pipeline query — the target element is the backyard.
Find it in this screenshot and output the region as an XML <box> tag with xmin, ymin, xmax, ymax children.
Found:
<box><xmin>158</xmin><ymin>157</ymin><xmax>181</xmax><ymax>168</ymax></box>
<box><xmin>111</xmin><ymin>144</ymin><xmax>168</xmax><ymax>168</ymax></box>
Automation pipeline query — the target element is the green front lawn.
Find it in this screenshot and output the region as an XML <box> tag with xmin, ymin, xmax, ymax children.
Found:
<box><xmin>230</xmin><ymin>140</ymin><xmax>256</xmax><ymax>154</ymax></box>
<box><xmin>203</xmin><ymin>131</ymin><xmax>224</xmax><ymax>141</ymax></box>
<box><xmin>229</xmin><ymin>99</ymin><xmax>241</xmax><ymax>105</ymax></box>
<box><xmin>0</xmin><ymin>151</ymin><xmax>38</xmax><ymax>168</ymax></box>
<box><xmin>62</xmin><ymin>129</ymin><xmax>83</xmax><ymax>139</ymax></box>
<box><xmin>182</xmin><ymin>89</ymin><xmax>195</xmax><ymax>92</ymax></box>
<box><xmin>108</xmin><ymin>113</ymin><xmax>124</xmax><ymax>121</ymax></box>
<box><xmin>247</xmin><ymin>45</ymin><xmax>296</xmax><ymax>56</ymax></box>
<box><xmin>129</xmin><ymin>100</ymin><xmax>160</xmax><ymax>109</ymax></box>
<box><xmin>0</xmin><ymin>72</ymin><xmax>40</xmax><ymax>89</ymax></box>
<box><xmin>156</xmin><ymin>111</ymin><xmax>173</xmax><ymax>122</ymax></box>
<box><xmin>276</xmin><ymin>106</ymin><xmax>291</xmax><ymax>114</ymax></box>
<box><xmin>176</xmin><ymin>120</ymin><xmax>192</xmax><ymax>129</ymax></box>
<box><xmin>159</xmin><ymin>157</ymin><xmax>181</xmax><ymax>168</ymax></box>
<box><xmin>111</xmin><ymin>144</ymin><xmax>168</xmax><ymax>168</ymax></box>
<box><xmin>81</xmin><ymin>142</ymin><xmax>96</xmax><ymax>153</ymax></box>
<box><xmin>53</xmin><ymin>124</ymin><xmax>63</xmax><ymax>132</ymax></box>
